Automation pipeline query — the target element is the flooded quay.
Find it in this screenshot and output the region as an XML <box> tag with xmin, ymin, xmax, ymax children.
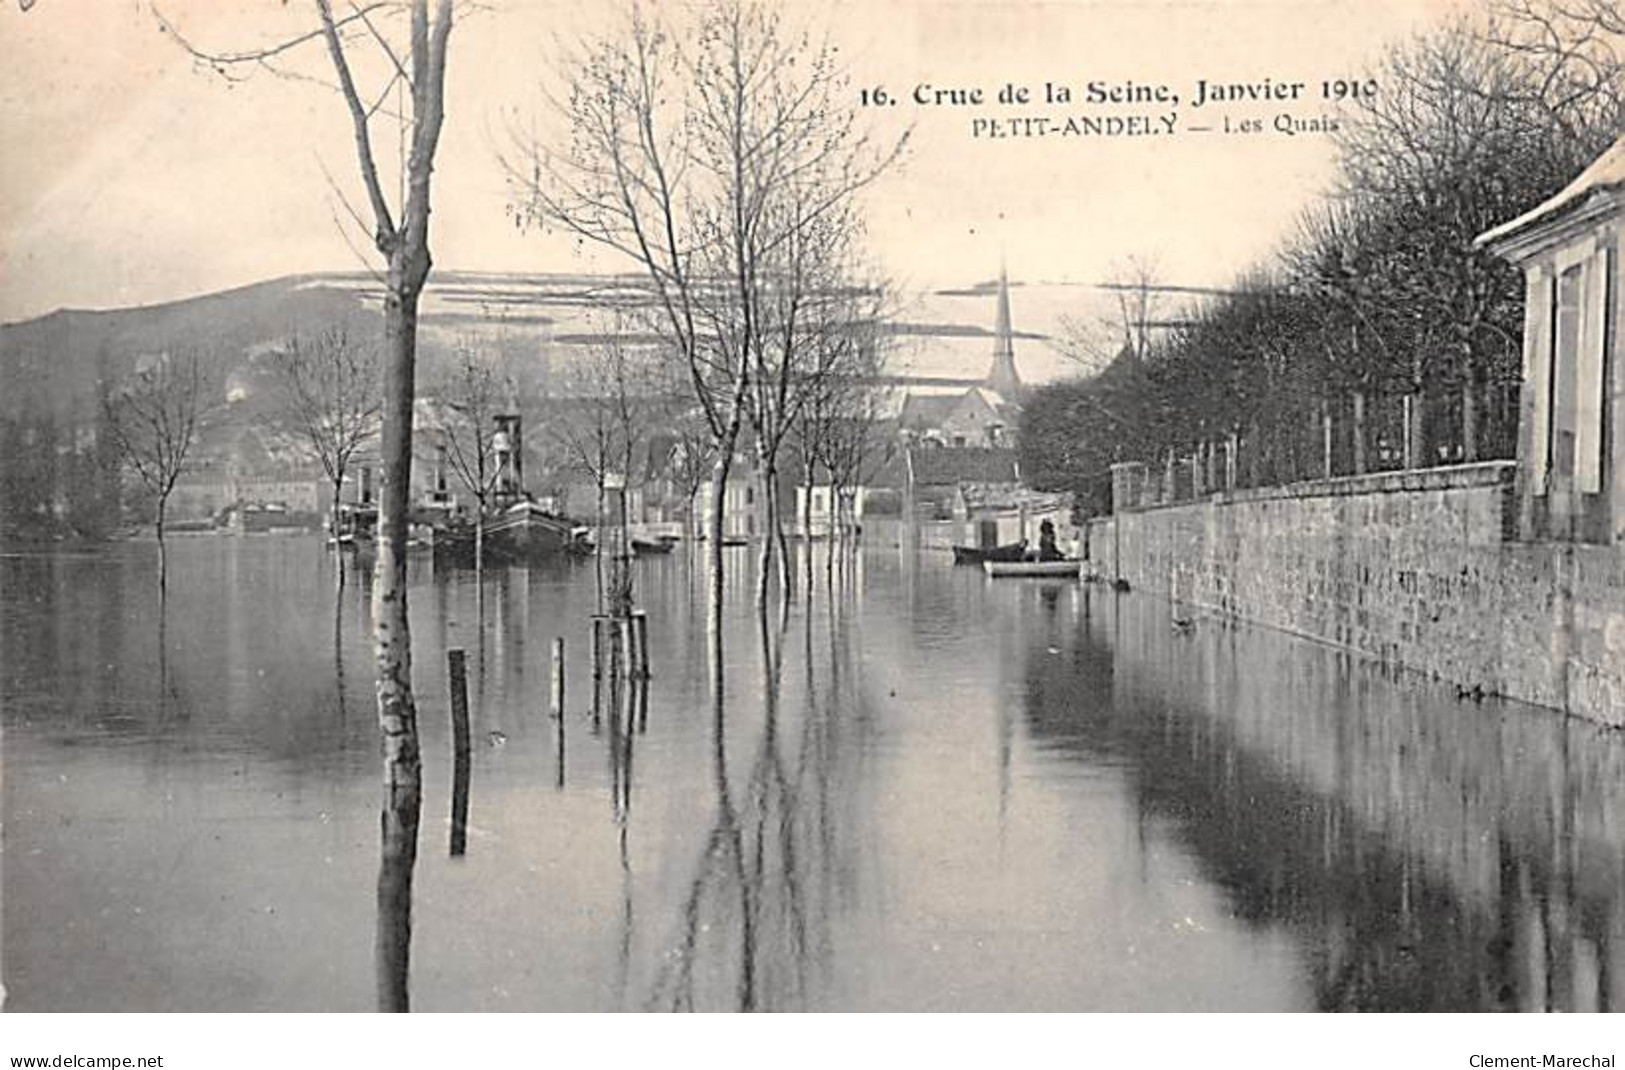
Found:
<box><xmin>3</xmin><ymin>537</ymin><xmax>1622</xmax><ymax>1011</ymax></box>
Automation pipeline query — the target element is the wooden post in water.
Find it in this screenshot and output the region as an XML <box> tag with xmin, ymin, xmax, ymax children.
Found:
<box><xmin>590</xmin><ymin>617</ymin><xmax>605</xmax><ymax>728</ymax></box>
<box><xmin>632</xmin><ymin>612</ymin><xmax>650</xmax><ymax>680</ymax></box>
<box><xmin>447</xmin><ymin>648</ymin><xmax>471</xmax><ymax>858</ymax></box>
<box><xmin>550</xmin><ymin>636</ymin><xmax>565</xmax><ymax>720</ymax></box>
<box><xmin>550</xmin><ymin>635</ymin><xmax>567</xmax><ymax>787</ymax></box>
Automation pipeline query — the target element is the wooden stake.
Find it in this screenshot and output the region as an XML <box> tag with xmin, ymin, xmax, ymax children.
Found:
<box><xmin>632</xmin><ymin>612</ymin><xmax>650</xmax><ymax>680</ymax></box>
<box><xmin>590</xmin><ymin>617</ymin><xmax>605</xmax><ymax>728</ymax></box>
<box><xmin>447</xmin><ymin>648</ymin><xmax>470</xmax><ymax>858</ymax></box>
<box><xmin>550</xmin><ymin>636</ymin><xmax>565</xmax><ymax>720</ymax></box>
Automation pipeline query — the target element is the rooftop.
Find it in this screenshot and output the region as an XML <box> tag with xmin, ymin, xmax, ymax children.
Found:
<box><xmin>1477</xmin><ymin>135</ymin><xmax>1625</xmax><ymax>250</ymax></box>
<box><xmin>907</xmin><ymin>446</ymin><xmax>1020</xmax><ymax>486</ymax></box>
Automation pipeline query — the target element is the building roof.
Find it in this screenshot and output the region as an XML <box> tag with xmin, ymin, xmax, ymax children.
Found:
<box><xmin>898</xmin><ymin>392</ymin><xmax>962</xmax><ymax>431</ymax></box>
<box><xmin>907</xmin><ymin>446</ymin><xmax>1020</xmax><ymax>486</ymax></box>
<box><xmin>959</xmin><ymin>484</ymin><xmax>1066</xmax><ymax>511</ymax></box>
<box><xmin>1477</xmin><ymin>135</ymin><xmax>1625</xmax><ymax>251</ymax></box>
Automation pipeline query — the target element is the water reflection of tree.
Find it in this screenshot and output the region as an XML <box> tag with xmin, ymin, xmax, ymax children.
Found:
<box><xmin>643</xmin><ymin>595</ymin><xmax>874</xmax><ymax>1011</ymax></box>
<box><xmin>1018</xmin><ymin>592</ymin><xmax>1623</xmax><ymax>1011</ymax></box>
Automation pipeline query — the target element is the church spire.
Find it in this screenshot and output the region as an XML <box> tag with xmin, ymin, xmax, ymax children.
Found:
<box><xmin>986</xmin><ymin>265</ymin><xmax>1023</xmax><ymax>401</ymax></box>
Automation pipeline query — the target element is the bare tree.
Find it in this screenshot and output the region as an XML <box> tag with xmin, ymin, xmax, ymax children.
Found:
<box><xmin>270</xmin><ymin>325</ymin><xmax>380</xmax><ymax>543</ymax></box>
<box><xmin>1485</xmin><ymin>0</ymin><xmax>1625</xmax><ymax>149</ymax></box>
<box><xmin>548</xmin><ymin>328</ymin><xmax>660</xmax><ymax>615</ymax></box>
<box><xmin>1058</xmin><ymin>256</ymin><xmax>1168</xmax><ymax>371</ymax></box>
<box><xmin>744</xmin><ymin>199</ymin><xmax>884</xmax><ymax>607</ymax></box>
<box><xmin>436</xmin><ymin>339</ymin><xmax>515</xmax><ymax>575</ymax></box>
<box><xmin>664</xmin><ymin>400</ymin><xmax>716</xmax><ymax>544</ymax></box>
<box><xmin>511</xmin><ymin>0</ymin><xmax>903</xmax><ymax>641</ymax></box>
<box><xmin>1334</xmin><ymin>20</ymin><xmax>1611</xmax><ymax>460</ymax></box>
<box><xmin>813</xmin><ymin>321</ymin><xmax>892</xmax><ymax>564</ymax></box>
<box><xmin>789</xmin><ymin>286</ymin><xmax>891</xmax><ymax>591</ymax></box>
<box><xmin>154</xmin><ymin>0</ymin><xmax>457</xmax><ymax>1012</ymax></box>
<box><xmin>102</xmin><ymin>350</ymin><xmax>211</xmax><ymax>590</ymax></box>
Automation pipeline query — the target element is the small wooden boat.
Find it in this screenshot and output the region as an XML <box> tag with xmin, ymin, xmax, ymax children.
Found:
<box><xmin>630</xmin><ymin>537</ymin><xmax>677</xmax><ymax>555</ymax></box>
<box><xmin>982</xmin><ymin>559</ymin><xmax>1082</xmax><ymax>579</ymax></box>
<box><xmin>952</xmin><ymin>541</ymin><xmax>1027</xmax><ymax>565</ymax></box>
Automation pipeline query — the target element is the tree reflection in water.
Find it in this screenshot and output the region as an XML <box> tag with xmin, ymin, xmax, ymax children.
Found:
<box><xmin>643</xmin><ymin>581</ymin><xmax>873</xmax><ymax>1012</ymax></box>
<box><xmin>1018</xmin><ymin>588</ymin><xmax>1625</xmax><ymax>1012</ymax></box>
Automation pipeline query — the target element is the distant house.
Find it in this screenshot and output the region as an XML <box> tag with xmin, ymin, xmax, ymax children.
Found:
<box><xmin>166</xmin><ymin>426</ymin><xmax>323</xmax><ymax>526</ymax></box>
<box><xmin>559</xmin><ymin>431</ymin><xmax>692</xmax><ymax>534</ymax></box>
<box><xmin>899</xmin><ymin>387</ymin><xmax>1017</xmax><ymax>448</ymax></box>
<box><xmin>693</xmin><ymin>449</ymin><xmax>760</xmax><ymax>540</ymax></box>
<box><xmin>780</xmin><ymin>442</ymin><xmax>906</xmax><ymax>537</ymax></box>
<box><xmin>1477</xmin><ymin>134</ymin><xmax>1625</xmax><ymax>545</ymax></box>
<box><xmin>904</xmin><ymin>446</ymin><xmax>1021</xmax><ymax>521</ymax></box>
<box><xmin>901</xmin><ymin>445</ymin><xmax>1071</xmax><ymax>550</ymax></box>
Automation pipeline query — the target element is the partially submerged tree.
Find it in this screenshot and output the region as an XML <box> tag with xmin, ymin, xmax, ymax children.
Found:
<box><xmin>512</xmin><ymin>0</ymin><xmax>903</xmax><ymax>638</ymax></box>
<box><xmin>548</xmin><ymin>328</ymin><xmax>661</xmax><ymax>617</ymax></box>
<box><xmin>102</xmin><ymin>350</ymin><xmax>210</xmax><ymax>589</ymax></box>
<box><xmin>155</xmin><ymin>0</ymin><xmax>458</xmax><ymax>1012</ymax></box>
<box><xmin>269</xmin><ymin>325</ymin><xmax>380</xmax><ymax>541</ymax></box>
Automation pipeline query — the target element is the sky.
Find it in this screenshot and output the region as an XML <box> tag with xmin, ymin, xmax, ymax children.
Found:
<box><xmin>0</xmin><ymin>0</ymin><xmax>1457</xmax><ymax>325</ymax></box>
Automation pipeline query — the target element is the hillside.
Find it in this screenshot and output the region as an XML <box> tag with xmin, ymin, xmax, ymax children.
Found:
<box><xmin>0</xmin><ymin>268</ymin><xmax>1101</xmax><ymax>431</ymax></box>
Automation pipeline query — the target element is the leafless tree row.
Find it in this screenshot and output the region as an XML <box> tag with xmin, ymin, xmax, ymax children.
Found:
<box><xmin>508</xmin><ymin>0</ymin><xmax>903</xmax><ymax>637</ymax></box>
<box><xmin>1025</xmin><ymin>2</ymin><xmax>1623</xmax><ymax>507</ymax></box>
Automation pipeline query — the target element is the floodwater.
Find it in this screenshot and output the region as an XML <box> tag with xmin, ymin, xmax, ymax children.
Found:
<box><xmin>3</xmin><ymin>536</ymin><xmax>1623</xmax><ymax>1012</ymax></box>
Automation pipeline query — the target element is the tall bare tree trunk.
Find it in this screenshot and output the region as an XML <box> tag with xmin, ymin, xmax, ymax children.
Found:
<box><xmin>755</xmin><ymin>449</ymin><xmax>775</xmax><ymax>615</ymax></box>
<box><xmin>708</xmin><ymin>451</ymin><xmax>734</xmax><ymax>672</ymax></box>
<box><xmin>802</xmin><ymin>468</ymin><xmax>814</xmax><ymax>607</ymax></box>
<box><xmin>773</xmin><ymin>474</ymin><xmax>792</xmax><ymax>603</ymax></box>
<box><xmin>373</xmin><ymin>270</ymin><xmax>425</xmax><ymax>855</ymax></box>
<box><xmin>332</xmin><ymin>477</ymin><xmax>346</xmax><ymax>587</ymax></box>
<box><xmin>155</xmin><ymin>495</ymin><xmax>168</xmax><ymax>592</ymax></box>
<box><xmin>595</xmin><ymin>481</ymin><xmax>607</xmax><ymax>614</ymax></box>
<box><xmin>826</xmin><ymin>478</ymin><xmax>839</xmax><ymax>587</ymax></box>
<box><xmin>375</xmin><ymin>784</ymin><xmax>418</xmax><ymax>1013</ymax></box>
<box><xmin>1352</xmin><ymin>390</ymin><xmax>1367</xmax><ymax>476</ymax></box>
<box><xmin>1462</xmin><ymin>367</ymin><xmax>1480</xmax><ymax>463</ymax></box>
<box><xmin>1404</xmin><ymin>389</ymin><xmax>1425</xmax><ymax>470</ymax></box>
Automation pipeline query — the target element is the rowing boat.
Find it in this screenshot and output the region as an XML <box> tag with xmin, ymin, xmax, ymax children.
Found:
<box><xmin>982</xmin><ymin>559</ymin><xmax>1082</xmax><ymax>579</ymax></box>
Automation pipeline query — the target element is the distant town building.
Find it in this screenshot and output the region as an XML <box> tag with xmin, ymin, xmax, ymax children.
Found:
<box><xmin>1479</xmin><ymin>135</ymin><xmax>1624</xmax><ymax>545</ymax></box>
<box><xmin>896</xmin><ymin>267</ymin><xmax>1026</xmax><ymax>449</ymax></box>
<box><xmin>904</xmin><ymin>445</ymin><xmax>1021</xmax><ymax>521</ymax></box>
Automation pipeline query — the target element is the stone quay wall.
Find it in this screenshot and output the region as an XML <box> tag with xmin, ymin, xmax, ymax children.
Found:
<box><xmin>1083</xmin><ymin>461</ymin><xmax>1625</xmax><ymax>726</ymax></box>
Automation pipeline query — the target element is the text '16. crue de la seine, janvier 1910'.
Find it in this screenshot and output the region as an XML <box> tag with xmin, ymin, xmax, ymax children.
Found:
<box><xmin>858</xmin><ymin>76</ymin><xmax>1380</xmax><ymax>140</ymax></box>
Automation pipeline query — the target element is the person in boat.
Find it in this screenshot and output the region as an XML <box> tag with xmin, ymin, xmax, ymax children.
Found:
<box><xmin>1037</xmin><ymin>519</ymin><xmax>1064</xmax><ymax>562</ymax></box>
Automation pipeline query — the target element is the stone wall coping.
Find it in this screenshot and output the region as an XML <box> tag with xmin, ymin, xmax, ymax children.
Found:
<box><xmin>1114</xmin><ymin>460</ymin><xmax>1517</xmax><ymax>515</ymax></box>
